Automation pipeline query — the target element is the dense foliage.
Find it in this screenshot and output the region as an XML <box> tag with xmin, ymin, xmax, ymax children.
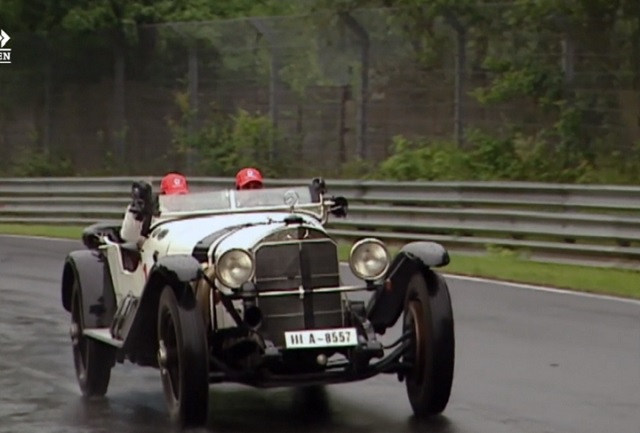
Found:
<box><xmin>0</xmin><ymin>0</ymin><xmax>297</xmax><ymax>32</ymax></box>
<box><xmin>2</xmin><ymin>0</ymin><xmax>640</xmax><ymax>183</ymax></box>
<box><xmin>324</xmin><ymin>0</ymin><xmax>640</xmax><ymax>184</ymax></box>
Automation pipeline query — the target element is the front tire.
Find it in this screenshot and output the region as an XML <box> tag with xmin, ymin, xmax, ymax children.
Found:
<box><xmin>402</xmin><ymin>270</ymin><xmax>455</xmax><ymax>418</ymax></box>
<box><xmin>157</xmin><ymin>284</ymin><xmax>209</xmax><ymax>428</ymax></box>
<box><xmin>70</xmin><ymin>280</ymin><xmax>116</xmax><ymax>397</ymax></box>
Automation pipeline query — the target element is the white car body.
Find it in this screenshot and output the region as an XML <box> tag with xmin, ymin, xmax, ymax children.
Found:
<box><xmin>105</xmin><ymin>209</ymin><xmax>328</xmax><ymax>331</ymax></box>
<box><xmin>61</xmin><ymin>180</ymin><xmax>455</xmax><ymax>429</ymax></box>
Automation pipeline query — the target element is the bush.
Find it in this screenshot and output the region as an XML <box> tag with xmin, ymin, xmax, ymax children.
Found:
<box><xmin>377</xmin><ymin>130</ymin><xmax>640</xmax><ymax>184</ymax></box>
<box><xmin>165</xmin><ymin>91</ymin><xmax>640</xmax><ymax>184</ymax></box>
<box><xmin>377</xmin><ymin>136</ymin><xmax>470</xmax><ymax>181</ymax></box>
<box><xmin>8</xmin><ymin>147</ymin><xmax>75</xmax><ymax>177</ymax></box>
<box><xmin>167</xmin><ymin>92</ymin><xmax>298</xmax><ymax>177</ymax></box>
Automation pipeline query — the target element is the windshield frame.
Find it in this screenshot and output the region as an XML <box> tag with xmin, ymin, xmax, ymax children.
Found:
<box><xmin>154</xmin><ymin>185</ymin><xmax>324</xmax><ymax>221</ymax></box>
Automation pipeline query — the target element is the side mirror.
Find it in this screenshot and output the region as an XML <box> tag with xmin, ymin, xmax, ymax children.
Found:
<box><xmin>330</xmin><ymin>196</ymin><xmax>348</xmax><ymax>218</ymax></box>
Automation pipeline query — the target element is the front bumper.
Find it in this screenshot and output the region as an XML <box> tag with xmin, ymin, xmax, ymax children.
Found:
<box><xmin>208</xmin><ymin>279</ymin><xmax>411</xmax><ymax>387</ymax></box>
<box><xmin>208</xmin><ymin>332</ymin><xmax>412</xmax><ymax>388</ymax></box>
<box><xmin>227</xmin><ymin>282</ymin><xmax>381</xmax><ymax>300</ymax></box>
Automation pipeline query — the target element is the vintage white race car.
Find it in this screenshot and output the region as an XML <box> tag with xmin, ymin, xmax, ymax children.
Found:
<box><xmin>60</xmin><ymin>178</ymin><xmax>455</xmax><ymax>428</ymax></box>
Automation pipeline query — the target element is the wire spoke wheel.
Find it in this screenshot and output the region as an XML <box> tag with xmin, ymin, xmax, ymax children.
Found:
<box><xmin>70</xmin><ymin>281</ymin><xmax>115</xmax><ymax>397</ymax></box>
<box><xmin>404</xmin><ymin>299</ymin><xmax>427</xmax><ymax>385</ymax></box>
<box><xmin>158</xmin><ymin>308</ymin><xmax>181</xmax><ymax>404</ymax></box>
<box><xmin>157</xmin><ymin>285</ymin><xmax>209</xmax><ymax>428</ymax></box>
<box><xmin>402</xmin><ymin>271</ymin><xmax>455</xmax><ymax>418</ymax></box>
<box><xmin>71</xmin><ymin>290</ymin><xmax>88</xmax><ymax>383</ymax></box>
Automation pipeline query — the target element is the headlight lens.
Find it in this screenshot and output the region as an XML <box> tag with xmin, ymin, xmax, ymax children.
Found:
<box><xmin>216</xmin><ymin>249</ymin><xmax>255</xmax><ymax>288</ymax></box>
<box><xmin>349</xmin><ymin>238</ymin><xmax>390</xmax><ymax>281</ymax></box>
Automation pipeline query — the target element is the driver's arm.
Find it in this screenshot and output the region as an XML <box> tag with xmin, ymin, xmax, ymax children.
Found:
<box><xmin>120</xmin><ymin>180</ymin><xmax>153</xmax><ymax>243</ymax></box>
<box><xmin>120</xmin><ymin>205</ymin><xmax>143</xmax><ymax>243</ymax></box>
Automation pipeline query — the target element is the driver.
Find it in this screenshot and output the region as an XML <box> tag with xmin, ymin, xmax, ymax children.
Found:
<box><xmin>120</xmin><ymin>172</ymin><xmax>190</xmax><ymax>243</ymax></box>
<box><xmin>235</xmin><ymin>167</ymin><xmax>264</xmax><ymax>190</ymax></box>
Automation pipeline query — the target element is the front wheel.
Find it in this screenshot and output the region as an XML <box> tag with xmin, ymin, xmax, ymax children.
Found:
<box><xmin>402</xmin><ymin>270</ymin><xmax>455</xmax><ymax>418</ymax></box>
<box><xmin>157</xmin><ymin>284</ymin><xmax>209</xmax><ymax>428</ymax></box>
<box><xmin>70</xmin><ymin>281</ymin><xmax>116</xmax><ymax>397</ymax></box>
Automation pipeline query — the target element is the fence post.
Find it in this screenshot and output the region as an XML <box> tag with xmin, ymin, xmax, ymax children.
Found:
<box><xmin>454</xmin><ymin>28</ymin><xmax>467</xmax><ymax>148</ymax></box>
<box><xmin>42</xmin><ymin>36</ymin><xmax>52</xmax><ymax>152</ymax></box>
<box><xmin>112</xmin><ymin>32</ymin><xmax>126</xmax><ymax>166</ymax></box>
<box><xmin>560</xmin><ymin>26</ymin><xmax>575</xmax><ymax>97</ymax></box>
<box><xmin>340</xmin><ymin>12</ymin><xmax>370</xmax><ymax>161</ymax></box>
<box><xmin>248</xmin><ymin>18</ymin><xmax>281</xmax><ymax>161</ymax></box>
<box><xmin>444</xmin><ymin>11</ymin><xmax>467</xmax><ymax>148</ymax></box>
<box><xmin>337</xmin><ymin>20</ymin><xmax>351</xmax><ymax>165</ymax></box>
<box><xmin>186</xmin><ymin>44</ymin><xmax>199</xmax><ymax>173</ymax></box>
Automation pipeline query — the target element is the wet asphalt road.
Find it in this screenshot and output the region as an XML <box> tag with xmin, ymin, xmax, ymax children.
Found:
<box><xmin>0</xmin><ymin>235</ymin><xmax>639</xmax><ymax>433</ymax></box>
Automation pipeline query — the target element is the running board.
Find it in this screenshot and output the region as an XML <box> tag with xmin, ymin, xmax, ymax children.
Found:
<box><xmin>83</xmin><ymin>328</ymin><xmax>124</xmax><ymax>348</ymax></box>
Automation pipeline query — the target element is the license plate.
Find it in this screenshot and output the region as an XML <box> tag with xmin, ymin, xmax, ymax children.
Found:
<box><xmin>284</xmin><ymin>327</ymin><xmax>358</xmax><ymax>349</ymax></box>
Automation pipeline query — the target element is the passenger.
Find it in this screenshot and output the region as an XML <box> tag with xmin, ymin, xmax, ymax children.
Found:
<box><xmin>235</xmin><ymin>167</ymin><xmax>264</xmax><ymax>190</ymax></box>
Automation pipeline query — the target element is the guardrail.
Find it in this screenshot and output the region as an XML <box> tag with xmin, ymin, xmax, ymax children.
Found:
<box><xmin>1</xmin><ymin>177</ymin><xmax>640</xmax><ymax>270</ymax></box>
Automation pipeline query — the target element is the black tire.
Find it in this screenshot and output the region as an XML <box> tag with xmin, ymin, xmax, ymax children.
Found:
<box><xmin>157</xmin><ymin>284</ymin><xmax>209</xmax><ymax>428</ymax></box>
<box><xmin>70</xmin><ymin>280</ymin><xmax>116</xmax><ymax>397</ymax></box>
<box><xmin>402</xmin><ymin>270</ymin><xmax>455</xmax><ymax>418</ymax></box>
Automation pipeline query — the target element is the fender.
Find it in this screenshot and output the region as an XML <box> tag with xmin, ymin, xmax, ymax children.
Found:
<box><xmin>366</xmin><ymin>241</ymin><xmax>449</xmax><ymax>334</ymax></box>
<box><xmin>120</xmin><ymin>254</ymin><xmax>202</xmax><ymax>364</ymax></box>
<box><xmin>61</xmin><ymin>250</ymin><xmax>118</xmax><ymax>329</ymax></box>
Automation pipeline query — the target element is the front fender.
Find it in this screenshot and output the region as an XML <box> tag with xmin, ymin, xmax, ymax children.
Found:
<box><xmin>121</xmin><ymin>254</ymin><xmax>202</xmax><ymax>362</ymax></box>
<box><xmin>365</xmin><ymin>241</ymin><xmax>449</xmax><ymax>334</ymax></box>
<box><xmin>61</xmin><ymin>250</ymin><xmax>117</xmax><ymax>329</ymax></box>
<box><xmin>153</xmin><ymin>255</ymin><xmax>203</xmax><ymax>284</ymax></box>
<box><xmin>398</xmin><ymin>241</ymin><xmax>450</xmax><ymax>268</ymax></box>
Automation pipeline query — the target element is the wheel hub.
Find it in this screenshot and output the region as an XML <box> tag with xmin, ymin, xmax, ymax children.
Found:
<box><xmin>158</xmin><ymin>340</ymin><xmax>168</xmax><ymax>372</ymax></box>
<box><xmin>70</xmin><ymin>323</ymin><xmax>80</xmax><ymax>345</ymax></box>
<box><xmin>407</xmin><ymin>300</ymin><xmax>425</xmax><ymax>381</ymax></box>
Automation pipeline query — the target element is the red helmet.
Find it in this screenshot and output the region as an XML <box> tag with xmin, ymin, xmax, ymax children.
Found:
<box><xmin>160</xmin><ymin>172</ymin><xmax>189</xmax><ymax>195</ymax></box>
<box><xmin>235</xmin><ymin>167</ymin><xmax>264</xmax><ymax>190</ymax></box>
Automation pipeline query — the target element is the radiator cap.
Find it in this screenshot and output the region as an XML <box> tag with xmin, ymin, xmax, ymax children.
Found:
<box><xmin>283</xmin><ymin>214</ymin><xmax>304</xmax><ymax>225</ymax></box>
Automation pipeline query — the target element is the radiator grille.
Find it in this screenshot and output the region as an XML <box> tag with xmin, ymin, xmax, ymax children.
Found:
<box><xmin>253</xmin><ymin>238</ymin><xmax>343</xmax><ymax>347</ymax></box>
<box><xmin>254</xmin><ymin>240</ymin><xmax>339</xmax><ymax>290</ymax></box>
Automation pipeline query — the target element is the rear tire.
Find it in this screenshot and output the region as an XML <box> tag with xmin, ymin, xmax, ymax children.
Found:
<box><xmin>70</xmin><ymin>280</ymin><xmax>116</xmax><ymax>397</ymax></box>
<box><xmin>402</xmin><ymin>270</ymin><xmax>455</xmax><ymax>418</ymax></box>
<box><xmin>157</xmin><ymin>284</ymin><xmax>209</xmax><ymax>428</ymax></box>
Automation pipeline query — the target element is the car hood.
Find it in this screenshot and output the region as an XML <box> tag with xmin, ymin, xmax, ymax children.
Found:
<box><xmin>154</xmin><ymin>211</ymin><xmax>325</xmax><ymax>263</ymax></box>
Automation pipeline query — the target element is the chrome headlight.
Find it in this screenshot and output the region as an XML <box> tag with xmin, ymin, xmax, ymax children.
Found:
<box><xmin>349</xmin><ymin>238</ymin><xmax>390</xmax><ymax>281</ymax></box>
<box><xmin>216</xmin><ymin>248</ymin><xmax>255</xmax><ymax>288</ymax></box>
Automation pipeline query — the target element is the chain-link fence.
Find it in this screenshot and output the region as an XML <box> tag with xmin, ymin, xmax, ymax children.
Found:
<box><xmin>0</xmin><ymin>5</ymin><xmax>638</xmax><ymax>177</ymax></box>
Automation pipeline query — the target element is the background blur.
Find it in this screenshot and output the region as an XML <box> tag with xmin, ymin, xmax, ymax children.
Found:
<box><xmin>1</xmin><ymin>3</ymin><xmax>639</xmax><ymax>182</ymax></box>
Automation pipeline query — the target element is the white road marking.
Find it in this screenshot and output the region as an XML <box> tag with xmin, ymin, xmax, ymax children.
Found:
<box><xmin>338</xmin><ymin>264</ymin><xmax>640</xmax><ymax>306</ymax></box>
<box><xmin>442</xmin><ymin>274</ymin><xmax>640</xmax><ymax>306</ymax></box>
<box><xmin>0</xmin><ymin>234</ymin><xmax>78</xmax><ymax>243</ymax></box>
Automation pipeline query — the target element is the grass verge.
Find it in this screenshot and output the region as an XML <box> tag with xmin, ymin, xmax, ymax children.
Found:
<box><xmin>1</xmin><ymin>223</ymin><xmax>638</xmax><ymax>300</ymax></box>
<box><xmin>336</xmin><ymin>243</ymin><xmax>640</xmax><ymax>300</ymax></box>
<box><xmin>0</xmin><ymin>223</ymin><xmax>85</xmax><ymax>239</ymax></box>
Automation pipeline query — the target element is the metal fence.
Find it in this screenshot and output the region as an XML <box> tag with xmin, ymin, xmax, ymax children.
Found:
<box><xmin>1</xmin><ymin>177</ymin><xmax>640</xmax><ymax>270</ymax></box>
<box><xmin>1</xmin><ymin>5</ymin><xmax>639</xmax><ymax>177</ymax></box>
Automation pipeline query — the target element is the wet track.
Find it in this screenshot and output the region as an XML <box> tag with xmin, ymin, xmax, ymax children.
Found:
<box><xmin>1</xmin><ymin>235</ymin><xmax>639</xmax><ymax>433</ymax></box>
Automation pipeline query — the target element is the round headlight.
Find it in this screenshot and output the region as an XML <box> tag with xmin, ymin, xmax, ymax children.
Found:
<box><xmin>216</xmin><ymin>249</ymin><xmax>255</xmax><ymax>288</ymax></box>
<box><xmin>349</xmin><ymin>238</ymin><xmax>390</xmax><ymax>281</ymax></box>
